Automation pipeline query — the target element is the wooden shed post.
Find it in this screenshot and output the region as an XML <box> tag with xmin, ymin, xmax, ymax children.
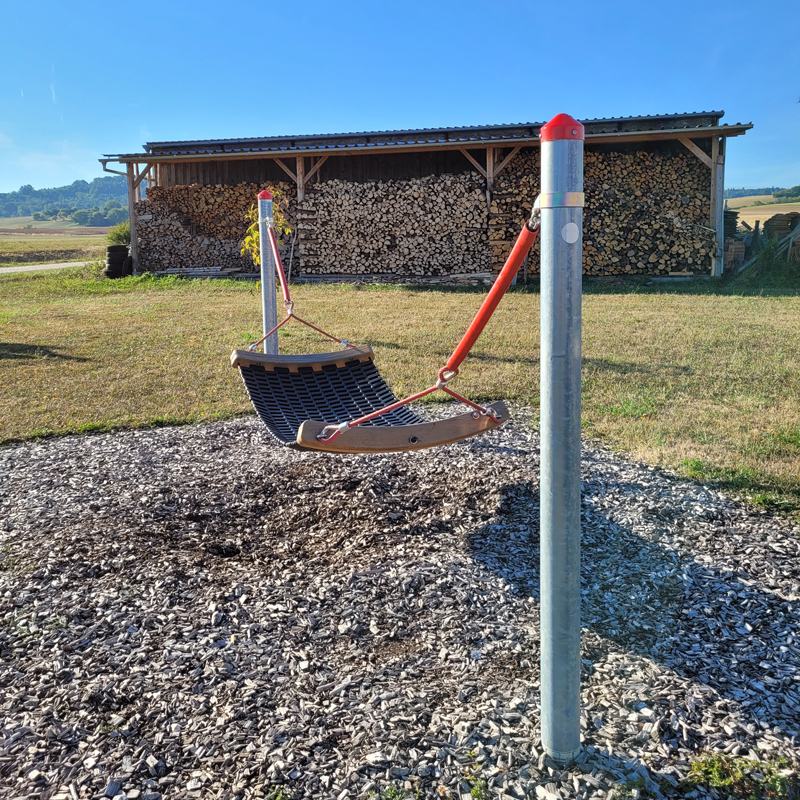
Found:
<box><xmin>296</xmin><ymin>157</ymin><xmax>305</xmax><ymax>202</ymax></box>
<box><xmin>126</xmin><ymin>163</ymin><xmax>140</xmax><ymax>274</ymax></box>
<box><xmin>713</xmin><ymin>137</ymin><xmax>726</xmax><ymax>276</ymax></box>
<box><xmin>709</xmin><ymin>136</ymin><xmax>726</xmax><ymax>276</ymax></box>
<box><xmin>486</xmin><ymin>147</ymin><xmax>495</xmax><ymax>208</ymax></box>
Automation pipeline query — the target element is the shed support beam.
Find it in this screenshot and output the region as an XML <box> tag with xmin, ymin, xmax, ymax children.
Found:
<box><xmin>133</xmin><ymin>163</ymin><xmax>153</xmax><ymax>190</ymax></box>
<box><xmin>459</xmin><ymin>149</ymin><xmax>487</xmax><ymax>179</ymax></box>
<box><xmin>274</xmin><ymin>159</ymin><xmax>298</xmax><ymax>183</ymax></box>
<box><xmin>126</xmin><ymin>164</ymin><xmax>140</xmax><ymax>275</ymax></box>
<box><xmin>304</xmin><ymin>155</ymin><xmax>328</xmax><ymax>184</ymax></box>
<box><xmin>296</xmin><ymin>156</ymin><xmax>305</xmax><ymax>202</ymax></box>
<box><xmin>678</xmin><ymin>137</ymin><xmax>712</xmax><ymax>169</ymax></box>
<box><xmin>486</xmin><ymin>147</ymin><xmax>495</xmax><ymax>208</ymax></box>
<box><xmin>493</xmin><ymin>145</ymin><xmax>522</xmax><ymax>179</ymax></box>
<box><xmin>710</xmin><ymin>137</ymin><xmax>725</xmax><ymax>276</ymax></box>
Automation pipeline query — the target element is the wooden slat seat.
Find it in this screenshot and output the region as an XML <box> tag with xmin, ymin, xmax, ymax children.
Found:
<box><xmin>232</xmin><ymin>347</ymin><xmax>507</xmax><ymax>452</ymax></box>
<box><xmin>297</xmin><ymin>401</ymin><xmax>507</xmax><ymax>453</ymax></box>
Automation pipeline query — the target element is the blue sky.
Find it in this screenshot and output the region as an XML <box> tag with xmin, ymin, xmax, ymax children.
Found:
<box><xmin>0</xmin><ymin>0</ymin><xmax>797</xmax><ymax>194</ymax></box>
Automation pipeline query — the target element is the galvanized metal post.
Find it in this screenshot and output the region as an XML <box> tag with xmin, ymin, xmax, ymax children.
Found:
<box><xmin>539</xmin><ymin>113</ymin><xmax>584</xmax><ymax>763</ymax></box>
<box><xmin>258</xmin><ymin>190</ymin><xmax>278</xmax><ymax>355</ymax></box>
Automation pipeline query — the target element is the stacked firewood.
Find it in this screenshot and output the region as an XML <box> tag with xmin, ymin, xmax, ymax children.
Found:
<box><xmin>135</xmin><ymin>182</ymin><xmax>294</xmax><ymax>273</ymax></box>
<box><xmin>134</xmin><ymin>146</ymin><xmax>715</xmax><ymax>278</ymax></box>
<box><xmin>491</xmin><ymin>147</ymin><xmax>715</xmax><ymax>275</ymax></box>
<box><xmin>296</xmin><ymin>174</ymin><xmax>490</xmax><ymax>276</ymax></box>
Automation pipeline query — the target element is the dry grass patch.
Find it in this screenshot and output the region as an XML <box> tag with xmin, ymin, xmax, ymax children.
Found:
<box><xmin>723</xmin><ymin>194</ymin><xmax>779</xmax><ymax>209</ymax></box>
<box><xmin>1</xmin><ymin>263</ymin><xmax>799</xmax><ymax>515</ymax></box>
<box><xmin>0</xmin><ymin>233</ymin><xmax>107</xmax><ymax>267</ymax></box>
<box><xmin>734</xmin><ymin>200</ymin><xmax>800</xmax><ymax>228</ymax></box>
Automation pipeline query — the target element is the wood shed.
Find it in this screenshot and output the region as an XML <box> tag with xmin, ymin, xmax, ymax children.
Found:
<box><xmin>100</xmin><ymin>111</ymin><xmax>751</xmax><ymax>280</ymax></box>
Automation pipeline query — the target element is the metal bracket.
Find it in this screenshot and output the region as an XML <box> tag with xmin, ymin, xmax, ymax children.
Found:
<box><xmin>538</xmin><ymin>192</ymin><xmax>585</xmax><ymax>209</ymax></box>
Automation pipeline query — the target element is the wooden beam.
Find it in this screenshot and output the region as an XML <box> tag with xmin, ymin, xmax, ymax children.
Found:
<box><xmin>709</xmin><ymin>136</ymin><xmax>720</xmax><ymax>275</ymax></box>
<box><xmin>712</xmin><ymin>137</ymin><xmax>725</xmax><ymax>276</ymax></box>
<box><xmin>459</xmin><ymin>148</ymin><xmax>487</xmax><ymax>179</ymax></box>
<box><xmin>133</xmin><ymin>163</ymin><xmax>153</xmax><ymax>190</ymax></box>
<box><xmin>709</xmin><ymin>136</ymin><xmax>719</xmax><ymax>229</ymax></box>
<box><xmin>493</xmin><ymin>145</ymin><xmax>522</xmax><ymax>179</ymax></box>
<box><xmin>274</xmin><ymin>158</ymin><xmax>297</xmax><ymax>182</ymax></box>
<box><xmin>485</xmin><ymin>147</ymin><xmax>495</xmax><ymax>208</ymax></box>
<box><xmin>296</xmin><ymin>156</ymin><xmax>305</xmax><ymax>202</ymax></box>
<box><xmin>678</xmin><ymin>137</ymin><xmax>712</xmax><ymax>169</ymax></box>
<box><xmin>126</xmin><ymin>164</ymin><xmax>140</xmax><ymax>274</ymax></box>
<box><xmin>303</xmin><ymin>155</ymin><xmax>328</xmax><ymax>184</ymax></box>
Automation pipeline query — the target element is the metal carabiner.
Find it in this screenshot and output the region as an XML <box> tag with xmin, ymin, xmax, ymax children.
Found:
<box><xmin>528</xmin><ymin>195</ymin><xmax>542</xmax><ymax>231</ymax></box>
<box><xmin>436</xmin><ymin>367</ymin><xmax>458</xmax><ymax>388</ymax></box>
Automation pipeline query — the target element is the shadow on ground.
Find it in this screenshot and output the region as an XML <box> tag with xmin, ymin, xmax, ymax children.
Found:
<box><xmin>469</xmin><ymin>475</ymin><xmax>799</xmax><ymax>747</ymax></box>
<box><xmin>0</xmin><ymin>343</ymin><xmax>88</xmax><ymax>361</ymax></box>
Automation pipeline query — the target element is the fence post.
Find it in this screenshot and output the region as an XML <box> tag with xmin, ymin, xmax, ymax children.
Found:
<box><xmin>258</xmin><ymin>190</ymin><xmax>278</xmax><ymax>355</ymax></box>
<box><xmin>539</xmin><ymin>113</ymin><xmax>584</xmax><ymax>763</ymax></box>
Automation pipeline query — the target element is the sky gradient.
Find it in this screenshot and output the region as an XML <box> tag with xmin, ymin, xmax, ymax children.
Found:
<box><xmin>0</xmin><ymin>0</ymin><xmax>797</xmax><ymax>194</ymax></box>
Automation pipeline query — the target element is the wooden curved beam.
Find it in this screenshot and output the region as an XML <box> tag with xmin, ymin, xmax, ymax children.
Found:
<box><xmin>296</xmin><ymin>401</ymin><xmax>509</xmax><ymax>453</ymax></box>
<box><xmin>231</xmin><ymin>345</ymin><xmax>373</xmax><ymax>372</ymax></box>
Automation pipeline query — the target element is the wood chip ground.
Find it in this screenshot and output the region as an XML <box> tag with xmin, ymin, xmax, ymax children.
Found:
<box><xmin>1</xmin><ymin>412</ymin><xmax>798</xmax><ymax>799</ymax></box>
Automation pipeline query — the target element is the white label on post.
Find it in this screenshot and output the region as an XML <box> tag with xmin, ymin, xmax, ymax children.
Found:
<box><xmin>561</xmin><ymin>222</ymin><xmax>580</xmax><ymax>244</ymax></box>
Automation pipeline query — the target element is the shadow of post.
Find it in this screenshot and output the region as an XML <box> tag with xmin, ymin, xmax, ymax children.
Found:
<box><xmin>468</xmin><ymin>468</ymin><xmax>800</xmax><ymax>754</ymax></box>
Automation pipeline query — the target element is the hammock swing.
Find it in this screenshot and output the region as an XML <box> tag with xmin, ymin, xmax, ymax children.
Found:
<box><xmin>231</xmin><ymin>199</ymin><xmax>541</xmax><ymax>454</ymax></box>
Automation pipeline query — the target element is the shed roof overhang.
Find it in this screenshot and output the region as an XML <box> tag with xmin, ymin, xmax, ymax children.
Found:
<box><xmin>102</xmin><ymin>112</ymin><xmax>752</xmax><ymax>165</ymax></box>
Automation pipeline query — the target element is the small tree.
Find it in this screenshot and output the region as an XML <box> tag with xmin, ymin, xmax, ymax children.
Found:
<box><xmin>107</xmin><ymin>220</ymin><xmax>131</xmax><ymax>245</ymax></box>
<box><xmin>240</xmin><ymin>187</ymin><xmax>292</xmax><ymax>267</ymax></box>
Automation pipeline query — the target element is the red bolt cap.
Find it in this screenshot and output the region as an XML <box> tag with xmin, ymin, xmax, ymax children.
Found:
<box><xmin>258</xmin><ymin>190</ymin><xmax>273</xmax><ymax>200</ymax></box>
<box><xmin>539</xmin><ymin>113</ymin><xmax>584</xmax><ymax>142</ymax></box>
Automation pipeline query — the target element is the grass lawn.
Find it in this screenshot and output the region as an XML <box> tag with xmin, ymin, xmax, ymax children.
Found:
<box><xmin>1</xmin><ymin>255</ymin><xmax>799</xmax><ymax>516</ymax></box>
<box><xmin>0</xmin><ymin>232</ymin><xmax>108</xmax><ymax>268</ymax></box>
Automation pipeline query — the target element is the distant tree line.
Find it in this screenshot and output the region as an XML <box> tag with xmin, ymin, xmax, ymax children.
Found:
<box><xmin>773</xmin><ymin>185</ymin><xmax>800</xmax><ymax>200</ymax></box>
<box><xmin>0</xmin><ymin>176</ymin><xmax>130</xmax><ymax>225</ymax></box>
<box><xmin>723</xmin><ymin>187</ymin><xmax>784</xmax><ymax>199</ymax></box>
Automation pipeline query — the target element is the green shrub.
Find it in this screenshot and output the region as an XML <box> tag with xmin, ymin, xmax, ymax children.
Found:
<box><xmin>107</xmin><ymin>220</ymin><xmax>131</xmax><ymax>245</ymax></box>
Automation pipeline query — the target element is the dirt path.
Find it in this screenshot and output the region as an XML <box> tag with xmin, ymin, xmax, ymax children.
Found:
<box><xmin>0</xmin><ymin>260</ymin><xmax>91</xmax><ymax>275</ymax></box>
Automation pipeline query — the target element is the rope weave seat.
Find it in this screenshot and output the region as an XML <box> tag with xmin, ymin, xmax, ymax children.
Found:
<box><xmin>232</xmin><ymin>347</ymin><xmax>421</xmax><ymax>446</ymax></box>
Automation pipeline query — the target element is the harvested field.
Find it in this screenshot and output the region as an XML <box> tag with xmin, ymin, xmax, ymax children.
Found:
<box><xmin>1</xmin><ymin>415</ymin><xmax>798</xmax><ymax>799</ymax></box>
<box><xmin>723</xmin><ymin>195</ymin><xmax>778</xmax><ymax>210</ymax></box>
<box><xmin>0</xmin><ymin>224</ymin><xmax>110</xmax><ymax>235</ymax></box>
<box><xmin>733</xmin><ymin>202</ymin><xmax>800</xmax><ymax>230</ymax></box>
<box><xmin>0</xmin><ymin>234</ymin><xmax>107</xmax><ymax>268</ymax></box>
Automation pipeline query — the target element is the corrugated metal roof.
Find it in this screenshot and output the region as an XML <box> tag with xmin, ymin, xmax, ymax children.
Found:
<box><xmin>103</xmin><ymin>111</ymin><xmax>751</xmax><ymax>160</ymax></box>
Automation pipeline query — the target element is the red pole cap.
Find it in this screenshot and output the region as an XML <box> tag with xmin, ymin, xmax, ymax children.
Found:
<box><xmin>539</xmin><ymin>113</ymin><xmax>584</xmax><ymax>142</ymax></box>
<box><xmin>258</xmin><ymin>190</ymin><xmax>273</xmax><ymax>200</ymax></box>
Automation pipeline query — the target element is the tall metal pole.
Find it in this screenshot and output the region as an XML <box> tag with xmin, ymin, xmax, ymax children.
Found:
<box><xmin>258</xmin><ymin>190</ymin><xmax>278</xmax><ymax>355</ymax></box>
<box><xmin>539</xmin><ymin>113</ymin><xmax>584</xmax><ymax>763</ymax></box>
